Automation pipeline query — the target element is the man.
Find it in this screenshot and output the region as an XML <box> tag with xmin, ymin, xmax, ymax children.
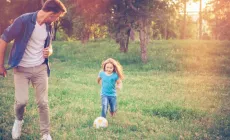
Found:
<box><xmin>0</xmin><ymin>0</ymin><xmax>66</xmax><ymax>139</ymax></box>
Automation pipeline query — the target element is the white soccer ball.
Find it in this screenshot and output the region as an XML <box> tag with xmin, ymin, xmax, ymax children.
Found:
<box><xmin>93</xmin><ymin>117</ymin><xmax>108</xmax><ymax>128</ymax></box>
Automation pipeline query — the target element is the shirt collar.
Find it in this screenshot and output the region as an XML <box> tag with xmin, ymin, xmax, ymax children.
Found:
<box><xmin>31</xmin><ymin>11</ymin><xmax>39</xmax><ymax>25</ymax></box>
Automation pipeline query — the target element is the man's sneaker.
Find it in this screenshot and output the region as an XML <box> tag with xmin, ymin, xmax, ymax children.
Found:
<box><xmin>12</xmin><ymin>119</ymin><xmax>24</xmax><ymax>139</ymax></box>
<box><xmin>41</xmin><ymin>134</ymin><xmax>52</xmax><ymax>140</ymax></box>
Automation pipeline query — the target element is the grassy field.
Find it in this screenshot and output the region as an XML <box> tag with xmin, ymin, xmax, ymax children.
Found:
<box><xmin>0</xmin><ymin>40</ymin><xmax>230</xmax><ymax>140</ymax></box>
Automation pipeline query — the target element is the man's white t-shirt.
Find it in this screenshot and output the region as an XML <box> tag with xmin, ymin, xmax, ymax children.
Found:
<box><xmin>19</xmin><ymin>22</ymin><xmax>48</xmax><ymax>67</ymax></box>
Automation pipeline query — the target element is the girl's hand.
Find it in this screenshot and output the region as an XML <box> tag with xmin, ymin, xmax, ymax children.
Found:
<box><xmin>116</xmin><ymin>79</ymin><xmax>122</xmax><ymax>90</ymax></box>
<box><xmin>97</xmin><ymin>77</ymin><xmax>102</xmax><ymax>85</ymax></box>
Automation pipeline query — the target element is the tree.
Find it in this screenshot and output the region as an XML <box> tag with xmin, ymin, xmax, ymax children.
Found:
<box><xmin>107</xmin><ymin>0</ymin><xmax>175</xmax><ymax>62</ymax></box>
<box><xmin>0</xmin><ymin>0</ymin><xmax>42</xmax><ymax>35</ymax></box>
<box><xmin>60</xmin><ymin>0</ymin><xmax>179</xmax><ymax>62</ymax></box>
<box><xmin>199</xmin><ymin>0</ymin><xmax>202</xmax><ymax>40</ymax></box>
<box><xmin>182</xmin><ymin>0</ymin><xmax>187</xmax><ymax>39</ymax></box>
<box><xmin>59</xmin><ymin>0</ymin><xmax>110</xmax><ymax>42</ymax></box>
<box><xmin>204</xmin><ymin>0</ymin><xmax>230</xmax><ymax>40</ymax></box>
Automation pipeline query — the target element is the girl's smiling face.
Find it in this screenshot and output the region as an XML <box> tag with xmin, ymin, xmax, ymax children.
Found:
<box><xmin>105</xmin><ymin>63</ymin><xmax>114</xmax><ymax>74</ymax></box>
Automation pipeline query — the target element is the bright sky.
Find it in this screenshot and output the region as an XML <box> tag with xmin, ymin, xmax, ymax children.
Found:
<box><xmin>187</xmin><ymin>0</ymin><xmax>210</xmax><ymax>13</ymax></box>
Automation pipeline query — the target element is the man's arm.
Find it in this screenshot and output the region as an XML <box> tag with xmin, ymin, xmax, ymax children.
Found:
<box><xmin>1</xmin><ymin>16</ymin><xmax>23</xmax><ymax>43</ymax></box>
<box><xmin>0</xmin><ymin>39</ymin><xmax>8</xmax><ymax>77</ymax></box>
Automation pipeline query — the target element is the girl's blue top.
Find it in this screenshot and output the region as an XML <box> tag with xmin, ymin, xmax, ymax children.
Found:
<box><xmin>99</xmin><ymin>71</ymin><xmax>118</xmax><ymax>96</ymax></box>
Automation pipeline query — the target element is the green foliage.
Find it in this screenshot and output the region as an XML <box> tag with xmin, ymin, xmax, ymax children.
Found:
<box><xmin>0</xmin><ymin>0</ymin><xmax>42</xmax><ymax>34</ymax></box>
<box><xmin>59</xmin><ymin>0</ymin><xmax>183</xmax><ymax>41</ymax></box>
<box><xmin>2</xmin><ymin>0</ymin><xmax>230</xmax><ymax>41</ymax></box>
<box><xmin>55</xmin><ymin>28</ymin><xmax>70</xmax><ymax>41</ymax></box>
<box><xmin>60</xmin><ymin>0</ymin><xmax>111</xmax><ymax>41</ymax></box>
<box><xmin>204</xmin><ymin>0</ymin><xmax>230</xmax><ymax>40</ymax></box>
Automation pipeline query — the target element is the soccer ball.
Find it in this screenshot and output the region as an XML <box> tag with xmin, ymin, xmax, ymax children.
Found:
<box><xmin>93</xmin><ymin>117</ymin><xmax>108</xmax><ymax>128</ymax></box>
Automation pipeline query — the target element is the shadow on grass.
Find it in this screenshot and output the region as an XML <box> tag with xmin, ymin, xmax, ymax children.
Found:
<box><xmin>208</xmin><ymin>94</ymin><xmax>230</xmax><ymax>139</ymax></box>
<box><xmin>208</xmin><ymin>116</ymin><xmax>230</xmax><ymax>139</ymax></box>
<box><xmin>142</xmin><ymin>103</ymin><xmax>205</xmax><ymax>121</ymax></box>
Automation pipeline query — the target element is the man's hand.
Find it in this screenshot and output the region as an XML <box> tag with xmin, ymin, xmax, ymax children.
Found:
<box><xmin>43</xmin><ymin>47</ymin><xmax>53</xmax><ymax>58</ymax></box>
<box><xmin>0</xmin><ymin>39</ymin><xmax>7</xmax><ymax>77</ymax></box>
<box><xmin>0</xmin><ymin>66</ymin><xmax>7</xmax><ymax>77</ymax></box>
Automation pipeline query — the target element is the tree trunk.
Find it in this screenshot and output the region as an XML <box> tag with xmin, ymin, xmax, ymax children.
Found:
<box><xmin>139</xmin><ymin>18</ymin><xmax>148</xmax><ymax>63</ymax></box>
<box><xmin>199</xmin><ymin>0</ymin><xmax>202</xmax><ymax>40</ymax></box>
<box><xmin>119</xmin><ymin>28</ymin><xmax>131</xmax><ymax>53</ymax></box>
<box><xmin>164</xmin><ymin>23</ymin><xmax>168</xmax><ymax>40</ymax></box>
<box><xmin>182</xmin><ymin>0</ymin><xmax>186</xmax><ymax>39</ymax></box>
<box><xmin>53</xmin><ymin>22</ymin><xmax>58</xmax><ymax>41</ymax></box>
<box><xmin>81</xmin><ymin>31</ymin><xmax>90</xmax><ymax>44</ymax></box>
<box><xmin>124</xmin><ymin>28</ymin><xmax>131</xmax><ymax>53</ymax></box>
<box><xmin>130</xmin><ymin>29</ymin><xmax>135</xmax><ymax>41</ymax></box>
<box><xmin>215</xmin><ymin>16</ymin><xmax>218</xmax><ymax>40</ymax></box>
<box><xmin>119</xmin><ymin>39</ymin><xmax>126</xmax><ymax>53</ymax></box>
<box><xmin>41</xmin><ymin>0</ymin><xmax>45</xmax><ymax>6</ymax></box>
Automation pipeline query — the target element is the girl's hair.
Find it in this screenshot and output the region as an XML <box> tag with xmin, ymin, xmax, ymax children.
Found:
<box><xmin>42</xmin><ymin>0</ymin><xmax>67</xmax><ymax>15</ymax></box>
<box><xmin>101</xmin><ymin>58</ymin><xmax>124</xmax><ymax>80</ymax></box>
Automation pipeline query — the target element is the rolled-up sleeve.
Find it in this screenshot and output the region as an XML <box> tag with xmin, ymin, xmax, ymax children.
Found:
<box><xmin>99</xmin><ymin>71</ymin><xmax>103</xmax><ymax>78</ymax></box>
<box><xmin>1</xmin><ymin>16</ymin><xmax>23</xmax><ymax>43</ymax></box>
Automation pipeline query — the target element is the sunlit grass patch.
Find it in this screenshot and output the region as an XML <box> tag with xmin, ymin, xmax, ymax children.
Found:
<box><xmin>0</xmin><ymin>40</ymin><xmax>230</xmax><ymax>139</ymax></box>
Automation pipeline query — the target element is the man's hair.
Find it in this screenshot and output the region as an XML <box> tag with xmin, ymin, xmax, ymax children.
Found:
<box><xmin>42</xmin><ymin>0</ymin><xmax>67</xmax><ymax>15</ymax></box>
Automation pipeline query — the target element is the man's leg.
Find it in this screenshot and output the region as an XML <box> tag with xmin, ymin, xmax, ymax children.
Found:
<box><xmin>13</xmin><ymin>66</ymin><xmax>31</xmax><ymax>139</ymax></box>
<box><xmin>14</xmin><ymin>67</ymin><xmax>31</xmax><ymax>120</ymax></box>
<box><xmin>31</xmin><ymin>64</ymin><xmax>50</xmax><ymax>135</ymax></box>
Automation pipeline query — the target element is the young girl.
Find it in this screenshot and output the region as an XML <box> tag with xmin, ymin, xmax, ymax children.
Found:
<box><xmin>97</xmin><ymin>58</ymin><xmax>124</xmax><ymax>118</ymax></box>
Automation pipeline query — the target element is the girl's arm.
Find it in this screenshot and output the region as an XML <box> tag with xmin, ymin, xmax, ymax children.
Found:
<box><xmin>116</xmin><ymin>79</ymin><xmax>122</xmax><ymax>90</ymax></box>
<box><xmin>97</xmin><ymin>77</ymin><xmax>102</xmax><ymax>85</ymax></box>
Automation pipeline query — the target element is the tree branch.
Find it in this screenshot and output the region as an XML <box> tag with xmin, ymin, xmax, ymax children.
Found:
<box><xmin>127</xmin><ymin>0</ymin><xmax>138</xmax><ymax>12</ymax></box>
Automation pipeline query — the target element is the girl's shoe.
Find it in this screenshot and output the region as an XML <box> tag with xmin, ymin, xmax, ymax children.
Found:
<box><xmin>110</xmin><ymin>112</ymin><xmax>116</xmax><ymax>117</ymax></box>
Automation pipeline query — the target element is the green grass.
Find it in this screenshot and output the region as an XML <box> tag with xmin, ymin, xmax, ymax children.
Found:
<box><xmin>0</xmin><ymin>40</ymin><xmax>230</xmax><ymax>139</ymax></box>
